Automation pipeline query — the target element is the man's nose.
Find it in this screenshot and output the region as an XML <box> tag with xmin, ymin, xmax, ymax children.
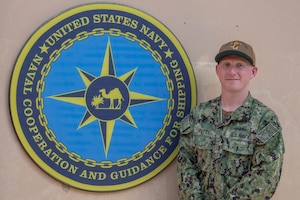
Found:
<box><xmin>228</xmin><ymin>66</ymin><xmax>237</xmax><ymax>74</ymax></box>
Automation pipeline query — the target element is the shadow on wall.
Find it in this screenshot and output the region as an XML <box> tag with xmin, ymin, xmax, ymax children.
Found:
<box><xmin>192</xmin><ymin>59</ymin><xmax>220</xmax><ymax>104</ymax></box>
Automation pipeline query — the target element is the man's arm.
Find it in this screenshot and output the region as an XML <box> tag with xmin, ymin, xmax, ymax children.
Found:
<box><xmin>177</xmin><ymin>114</ymin><xmax>202</xmax><ymax>199</ymax></box>
<box><xmin>227</xmin><ymin>119</ymin><xmax>285</xmax><ymax>199</ymax></box>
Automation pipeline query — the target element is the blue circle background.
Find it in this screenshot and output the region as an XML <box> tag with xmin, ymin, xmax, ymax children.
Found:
<box><xmin>42</xmin><ymin>35</ymin><xmax>169</xmax><ymax>162</ymax></box>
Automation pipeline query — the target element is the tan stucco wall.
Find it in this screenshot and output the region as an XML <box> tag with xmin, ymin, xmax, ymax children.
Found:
<box><xmin>1</xmin><ymin>0</ymin><xmax>298</xmax><ymax>199</ymax></box>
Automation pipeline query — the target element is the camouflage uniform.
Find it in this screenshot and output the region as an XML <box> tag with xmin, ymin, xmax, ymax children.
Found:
<box><xmin>177</xmin><ymin>93</ymin><xmax>284</xmax><ymax>200</ymax></box>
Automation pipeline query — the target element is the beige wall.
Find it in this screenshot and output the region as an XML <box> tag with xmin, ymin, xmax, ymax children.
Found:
<box><xmin>1</xmin><ymin>0</ymin><xmax>299</xmax><ymax>199</ymax></box>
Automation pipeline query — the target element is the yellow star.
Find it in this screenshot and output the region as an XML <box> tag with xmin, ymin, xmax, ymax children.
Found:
<box><xmin>39</xmin><ymin>43</ymin><xmax>49</xmax><ymax>54</ymax></box>
<box><xmin>164</xmin><ymin>48</ymin><xmax>174</xmax><ymax>58</ymax></box>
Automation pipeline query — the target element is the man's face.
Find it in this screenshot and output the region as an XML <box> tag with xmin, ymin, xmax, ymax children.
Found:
<box><xmin>216</xmin><ymin>55</ymin><xmax>258</xmax><ymax>94</ymax></box>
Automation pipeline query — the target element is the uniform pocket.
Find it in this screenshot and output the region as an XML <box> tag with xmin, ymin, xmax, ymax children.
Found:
<box><xmin>193</xmin><ymin>129</ymin><xmax>215</xmax><ymax>172</ymax></box>
<box><xmin>221</xmin><ymin>136</ymin><xmax>254</xmax><ymax>177</ymax></box>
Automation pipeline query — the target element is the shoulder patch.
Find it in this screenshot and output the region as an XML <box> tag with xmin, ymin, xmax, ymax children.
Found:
<box><xmin>256</xmin><ymin>122</ymin><xmax>280</xmax><ymax>144</ymax></box>
<box><xmin>180</xmin><ymin>114</ymin><xmax>192</xmax><ymax>134</ymax></box>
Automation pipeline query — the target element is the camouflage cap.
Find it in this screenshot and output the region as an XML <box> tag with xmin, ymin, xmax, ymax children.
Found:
<box><xmin>215</xmin><ymin>40</ymin><xmax>256</xmax><ymax>66</ymax></box>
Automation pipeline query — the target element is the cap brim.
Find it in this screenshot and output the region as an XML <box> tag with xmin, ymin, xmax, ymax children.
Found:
<box><xmin>215</xmin><ymin>50</ymin><xmax>254</xmax><ymax>65</ymax></box>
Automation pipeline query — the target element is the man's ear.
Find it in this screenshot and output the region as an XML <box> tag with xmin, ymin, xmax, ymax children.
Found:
<box><xmin>251</xmin><ymin>66</ymin><xmax>258</xmax><ymax>79</ymax></box>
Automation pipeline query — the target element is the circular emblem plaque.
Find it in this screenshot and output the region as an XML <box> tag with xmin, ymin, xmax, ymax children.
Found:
<box><xmin>9</xmin><ymin>3</ymin><xmax>196</xmax><ymax>191</ymax></box>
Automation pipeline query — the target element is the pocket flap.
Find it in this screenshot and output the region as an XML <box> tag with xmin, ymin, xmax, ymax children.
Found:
<box><xmin>194</xmin><ymin>130</ymin><xmax>214</xmax><ymax>150</ymax></box>
<box><xmin>223</xmin><ymin>138</ymin><xmax>254</xmax><ymax>155</ymax></box>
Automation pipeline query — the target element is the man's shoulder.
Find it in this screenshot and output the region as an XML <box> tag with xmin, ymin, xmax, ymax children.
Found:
<box><xmin>195</xmin><ymin>96</ymin><xmax>220</xmax><ymax>110</ymax></box>
<box><xmin>250</xmin><ymin>97</ymin><xmax>278</xmax><ymax>118</ymax></box>
<box><xmin>180</xmin><ymin>97</ymin><xmax>220</xmax><ymax>134</ymax></box>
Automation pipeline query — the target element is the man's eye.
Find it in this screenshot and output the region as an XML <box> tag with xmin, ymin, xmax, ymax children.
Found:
<box><xmin>236</xmin><ymin>63</ymin><xmax>243</xmax><ymax>68</ymax></box>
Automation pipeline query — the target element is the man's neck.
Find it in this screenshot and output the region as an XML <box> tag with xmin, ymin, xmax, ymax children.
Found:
<box><xmin>221</xmin><ymin>91</ymin><xmax>249</xmax><ymax>112</ymax></box>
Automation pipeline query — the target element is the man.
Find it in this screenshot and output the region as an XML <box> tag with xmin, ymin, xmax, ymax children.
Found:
<box><xmin>177</xmin><ymin>40</ymin><xmax>285</xmax><ymax>199</ymax></box>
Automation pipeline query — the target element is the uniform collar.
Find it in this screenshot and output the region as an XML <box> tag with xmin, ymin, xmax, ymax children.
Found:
<box><xmin>229</xmin><ymin>93</ymin><xmax>253</xmax><ymax>122</ymax></box>
<box><xmin>209</xmin><ymin>93</ymin><xmax>254</xmax><ymax>125</ymax></box>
